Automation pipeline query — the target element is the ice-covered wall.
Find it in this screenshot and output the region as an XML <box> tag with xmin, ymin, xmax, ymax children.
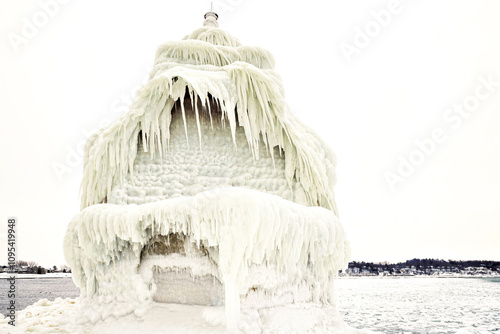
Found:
<box><xmin>65</xmin><ymin>187</ymin><xmax>350</xmax><ymax>330</ymax></box>
<box><xmin>107</xmin><ymin>100</ymin><xmax>310</xmax><ymax>206</ymax></box>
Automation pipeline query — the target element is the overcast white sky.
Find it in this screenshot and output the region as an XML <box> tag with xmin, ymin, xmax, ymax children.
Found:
<box><xmin>1</xmin><ymin>0</ymin><xmax>499</xmax><ymax>267</ymax></box>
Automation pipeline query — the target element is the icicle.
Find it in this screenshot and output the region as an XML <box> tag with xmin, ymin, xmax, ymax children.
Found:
<box><xmin>179</xmin><ymin>99</ymin><xmax>189</xmax><ymax>147</ymax></box>
<box><xmin>206</xmin><ymin>97</ymin><xmax>214</xmax><ymax>130</ymax></box>
<box><xmin>193</xmin><ymin>94</ymin><xmax>202</xmax><ymax>149</ymax></box>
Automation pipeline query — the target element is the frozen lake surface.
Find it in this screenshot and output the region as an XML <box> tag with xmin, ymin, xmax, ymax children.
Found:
<box><xmin>1</xmin><ymin>276</ymin><xmax>499</xmax><ymax>332</ymax></box>
<box><xmin>335</xmin><ymin>277</ymin><xmax>500</xmax><ymax>333</ymax></box>
<box><xmin>0</xmin><ymin>277</ymin><xmax>79</xmax><ymax>311</ymax></box>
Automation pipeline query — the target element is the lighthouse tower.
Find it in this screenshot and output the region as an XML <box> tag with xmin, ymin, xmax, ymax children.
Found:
<box><xmin>64</xmin><ymin>11</ymin><xmax>351</xmax><ymax>333</ymax></box>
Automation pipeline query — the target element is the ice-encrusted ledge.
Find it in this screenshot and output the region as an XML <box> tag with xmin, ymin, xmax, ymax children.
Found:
<box><xmin>64</xmin><ymin>187</ymin><xmax>350</xmax><ymax>330</ymax></box>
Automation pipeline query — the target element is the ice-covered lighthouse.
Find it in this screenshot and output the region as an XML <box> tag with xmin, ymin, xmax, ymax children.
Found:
<box><xmin>64</xmin><ymin>11</ymin><xmax>351</xmax><ymax>333</ymax></box>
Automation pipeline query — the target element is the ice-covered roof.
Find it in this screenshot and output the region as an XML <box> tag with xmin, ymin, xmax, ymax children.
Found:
<box><xmin>81</xmin><ymin>24</ymin><xmax>339</xmax><ymax>215</ymax></box>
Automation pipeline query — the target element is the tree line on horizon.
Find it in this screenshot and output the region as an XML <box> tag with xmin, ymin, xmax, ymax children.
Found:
<box><xmin>2</xmin><ymin>260</ymin><xmax>71</xmax><ymax>274</ymax></box>
<box><xmin>5</xmin><ymin>258</ymin><xmax>500</xmax><ymax>274</ymax></box>
<box><xmin>348</xmin><ymin>258</ymin><xmax>500</xmax><ymax>271</ymax></box>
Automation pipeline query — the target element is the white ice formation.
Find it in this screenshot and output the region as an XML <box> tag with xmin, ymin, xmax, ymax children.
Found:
<box><xmin>64</xmin><ymin>18</ymin><xmax>351</xmax><ymax>333</ymax></box>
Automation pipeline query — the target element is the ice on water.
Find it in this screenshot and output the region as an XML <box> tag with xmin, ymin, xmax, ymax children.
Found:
<box><xmin>336</xmin><ymin>277</ymin><xmax>500</xmax><ymax>333</ymax></box>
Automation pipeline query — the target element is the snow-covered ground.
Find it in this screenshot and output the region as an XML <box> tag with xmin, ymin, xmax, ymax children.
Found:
<box><xmin>2</xmin><ymin>277</ymin><xmax>499</xmax><ymax>333</ymax></box>
<box><xmin>0</xmin><ymin>298</ymin><xmax>369</xmax><ymax>333</ymax></box>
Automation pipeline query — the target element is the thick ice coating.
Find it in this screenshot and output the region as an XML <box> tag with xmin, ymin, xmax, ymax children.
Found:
<box><xmin>65</xmin><ymin>188</ymin><xmax>350</xmax><ymax>330</ymax></box>
<box><xmin>80</xmin><ymin>26</ymin><xmax>339</xmax><ymax>215</ymax></box>
<box><xmin>65</xmin><ymin>25</ymin><xmax>350</xmax><ymax>333</ymax></box>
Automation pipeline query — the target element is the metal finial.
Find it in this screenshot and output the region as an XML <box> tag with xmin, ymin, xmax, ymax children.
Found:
<box><xmin>203</xmin><ymin>4</ymin><xmax>219</xmax><ymax>28</ymax></box>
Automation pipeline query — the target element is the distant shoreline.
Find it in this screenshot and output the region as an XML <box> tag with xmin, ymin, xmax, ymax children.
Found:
<box><xmin>338</xmin><ymin>275</ymin><xmax>500</xmax><ymax>279</ymax></box>
<box><xmin>0</xmin><ymin>273</ymin><xmax>72</xmax><ymax>279</ymax></box>
<box><xmin>1</xmin><ymin>273</ymin><xmax>498</xmax><ymax>280</ymax></box>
